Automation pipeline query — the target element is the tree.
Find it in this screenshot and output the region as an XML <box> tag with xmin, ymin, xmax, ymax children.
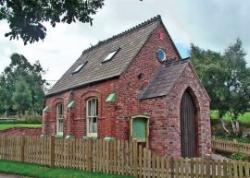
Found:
<box><xmin>190</xmin><ymin>45</ymin><xmax>229</xmax><ymax>117</ymax></box>
<box><xmin>0</xmin><ymin>77</ymin><xmax>7</xmax><ymax>114</ymax></box>
<box><xmin>223</xmin><ymin>39</ymin><xmax>250</xmax><ymax>135</ymax></box>
<box><xmin>0</xmin><ymin>74</ymin><xmax>13</xmax><ymax>114</ymax></box>
<box><xmin>0</xmin><ymin>0</ymin><xmax>104</xmax><ymax>44</ymax></box>
<box><xmin>191</xmin><ymin>39</ymin><xmax>250</xmax><ymax>135</ymax></box>
<box><xmin>12</xmin><ymin>77</ymin><xmax>32</xmax><ymax>115</ymax></box>
<box><xmin>0</xmin><ymin>53</ymin><xmax>47</xmax><ymax>115</ymax></box>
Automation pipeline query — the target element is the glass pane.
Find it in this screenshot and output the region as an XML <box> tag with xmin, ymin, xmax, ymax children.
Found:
<box><xmin>58</xmin><ymin>118</ymin><xmax>63</xmax><ymax>133</ymax></box>
<box><xmin>88</xmin><ymin>118</ymin><xmax>92</xmax><ymax>133</ymax></box>
<box><xmin>91</xmin><ymin>100</ymin><xmax>95</xmax><ymax>116</ymax></box>
<box><xmin>96</xmin><ymin>100</ymin><xmax>98</xmax><ymax>116</ymax></box>
<box><xmin>93</xmin><ymin>117</ymin><xmax>97</xmax><ymax>133</ymax></box>
<box><xmin>88</xmin><ymin>100</ymin><xmax>91</xmax><ymax>116</ymax></box>
<box><xmin>56</xmin><ymin>104</ymin><xmax>63</xmax><ymax>118</ymax></box>
<box><xmin>86</xmin><ymin>98</ymin><xmax>98</xmax><ymax>135</ymax></box>
<box><xmin>88</xmin><ymin>117</ymin><xmax>97</xmax><ymax>133</ymax></box>
<box><xmin>87</xmin><ymin>98</ymin><xmax>98</xmax><ymax>117</ymax></box>
<box><xmin>61</xmin><ymin>105</ymin><xmax>63</xmax><ymax>117</ymax></box>
<box><xmin>103</xmin><ymin>50</ymin><xmax>118</xmax><ymax>62</ymax></box>
<box><xmin>94</xmin><ymin>99</ymin><xmax>97</xmax><ymax>115</ymax></box>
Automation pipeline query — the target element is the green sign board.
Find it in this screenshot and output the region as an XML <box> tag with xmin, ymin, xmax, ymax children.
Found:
<box><xmin>131</xmin><ymin>117</ymin><xmax>148</xmax><ymax>141</ymax></box>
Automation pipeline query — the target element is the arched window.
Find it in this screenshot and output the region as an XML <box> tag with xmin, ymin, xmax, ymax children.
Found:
<box><xmin>56</xmin><ymin>103</ymin><xmax>64</xmax><ymax>135</ymax></box>
<box><xmin>86</xmin><ymin>97</ymin><xmax>98</xmax><ymax>137</ymax></box>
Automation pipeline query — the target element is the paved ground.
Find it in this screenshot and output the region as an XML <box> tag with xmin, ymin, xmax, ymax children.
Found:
<box><xmin>211</xmin><ymin>153</ymin><xmax>228</xmax><ymax>160</ymax></box>
<box><xmin>0</xmin><ymin>174</ymin><xmax>20</xmax><ymax>178</ymax></box>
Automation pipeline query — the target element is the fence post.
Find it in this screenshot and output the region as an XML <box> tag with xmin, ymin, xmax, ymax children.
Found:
<box><xmin>170</xmin><ymin>157</ymin><xmax>175</xmax><ymax>178</ymax></box>
<box><xmin>205</xmin><ymin>159</ymin><xmax>210</xmax><ymax>178</ymax></box>
<box><xmin>133</xmin><ymin>142</ymin><xmax>138</xmax><ymax>177</ymax></box>
<box><xmin>88</xmin><ymin>139</ymin><xmax>93</xmax><ymax>171</ymax></box>
<box><xmin>20</xmin><ymin>136</ymin><xmax>25</xmax><ymax>162</ymax></box>
<box><xmin>50</xmin><ymin>136</ymin><xmax>55</xmax><ymax>167</ymax></box>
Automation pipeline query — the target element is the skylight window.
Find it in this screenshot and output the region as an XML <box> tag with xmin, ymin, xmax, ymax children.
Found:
<box><xmin>72</xmin><ymin>61</ymin><xmax>88</xmax><ymax>74</ymax></box>
<box><xmin>102</xmin><ymin>49</ymin><xmax>119</xmax><ymax>62</ymax></box>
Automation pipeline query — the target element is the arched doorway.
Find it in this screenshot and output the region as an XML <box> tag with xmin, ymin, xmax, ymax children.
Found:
<box><xmin>180</xmin><ymin>90</ymin><xmax>198</xmax><ymax>158</ymax></box>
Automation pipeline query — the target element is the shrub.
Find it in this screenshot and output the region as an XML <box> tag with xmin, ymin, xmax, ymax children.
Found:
<box><xmin>230</xmin><ymin>153</ymin><xmax>248</xmax><ymax>161</ymax></box>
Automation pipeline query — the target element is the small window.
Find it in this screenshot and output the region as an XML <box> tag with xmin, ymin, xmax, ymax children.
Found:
<box><xmin>56</xmin><ymin>103</ymin><xmax>64</xmax><ymax>135</ymax></box>
<box><xmin>102</xmin><ymin>49</ymin><xmax>119</xmax><ymax>62</ymax></box>
<box><xmin>86</xmin><ymin>98</ymin><xmax>98</xmax><ymax>137</ymax></box>
<box><xmin>72</xmin><ymin>61</ymin><xmax>88</xmax><ymax>74</ymax></box>
<box><xmin>105</xmin><ymin>93</ymin><xmax>116</xmax><ymax>103</ymax></box>
<box><xmin>156</xmin><ymin>48</ymin><xmax>167</xmax><ymax>62</ymax></box>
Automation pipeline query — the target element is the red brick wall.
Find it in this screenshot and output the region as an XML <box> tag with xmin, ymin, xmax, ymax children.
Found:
<box><xmin>139</xmin><ymin>97</ymin><xmax>168</xmax><ymax>155</ymax></box>
<box><xmin>112</xmin><ymin>23</ymin><xmax>180</xmax><ymax>140</ymax></box>
<box><xmin>43</xmin><ymin>79</ymin><xmax>118</xmax><ymax>137</ymax></box>
<box><xmin>157</xmin><ymin>63</ymin><xmax>211</xmax><ymax>157</ymax></box>
<box><xmin>43</xmin><ymin>23</ymin><xmax>179</xmax><ymax>138</ymax></box>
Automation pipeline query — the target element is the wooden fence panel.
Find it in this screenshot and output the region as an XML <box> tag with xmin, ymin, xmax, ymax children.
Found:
<box><xmin>212</xmin><ymin>139</ymin><xmax>250</xmax><ymax>156</ymax></box>
<box><xmin>1</xmin><ymin>136</ymin><xmax>250</xmax><ymax>178</ymax></box>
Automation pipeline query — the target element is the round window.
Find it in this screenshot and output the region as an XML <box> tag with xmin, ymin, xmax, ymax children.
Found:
<box><xmin>156</xmin><ymin>49</ymin><xmax>166</xmax><ymax>62</ymax></box>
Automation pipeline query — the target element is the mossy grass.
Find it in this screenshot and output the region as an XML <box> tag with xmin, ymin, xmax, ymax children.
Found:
<box><xmin>0</xmin><ymin>160</ymin><xmax>133</xmax><ymax>178</ymax></box>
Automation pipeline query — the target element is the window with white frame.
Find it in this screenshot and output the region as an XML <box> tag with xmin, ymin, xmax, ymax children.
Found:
<box><xmin>102</xmin><ymin>49</ymin><xmax>119</xmax><ymax>62</ymax></box>
<box><xmin>86</xmin><ymin>98</ymin><xmax>98</xmax><ymax>137</ymax></box>
<box><xmin>56</xmin><ymin>103</ymin><xmax>64</xmax><ymax>135</ymax></box>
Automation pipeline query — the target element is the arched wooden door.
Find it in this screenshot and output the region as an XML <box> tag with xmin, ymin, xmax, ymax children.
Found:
<box><xmin>180</xmin><ymin>90</ymin><xmax>197</xmax><ymax>158</ymax></box>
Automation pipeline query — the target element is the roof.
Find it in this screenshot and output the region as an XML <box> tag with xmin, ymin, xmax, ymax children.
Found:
<box><xmin>139</xmin><ymin>59</ymin><xmax>189</xmax><ymax>100</ymax></box>
<box><xmin>47</xmin><ymin>16</ymin><xmax>162</xmax><ymax>96</ymax></box>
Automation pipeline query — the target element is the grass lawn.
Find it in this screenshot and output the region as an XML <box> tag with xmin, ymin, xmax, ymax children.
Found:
<box><xmin>0</xmin><ymin>119</ymin><xmax>41</xmax><ymax>130</ymax></box>
<box><xmin>0</xmin><ymin>124</ymin><xmax>41</xmax><ymax>130</ymax></box>
<box><xmin>211</xmin><ymin>111</ymin><xmax>250</xmax><ymax>123</ymax></box>
<box><xmin>0</xmin><ymin>160</ymin><xmax>133</xmax><ymax>178</ymax></box>
<box><xmin>238</xmin><ymin>112</ymin><xmax>250</xmax><ymax>123</ymax></box>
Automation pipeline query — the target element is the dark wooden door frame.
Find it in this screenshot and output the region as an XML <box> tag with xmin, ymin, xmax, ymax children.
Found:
<box><xmin>180</xmin><ymin>90</ymin><xmax>198</xmax><ymax>158</ymax></box>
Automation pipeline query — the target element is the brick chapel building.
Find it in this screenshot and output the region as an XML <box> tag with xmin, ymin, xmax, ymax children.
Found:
<box><xmin>42</xmin><ymin>15</ymin><xmax>211</xmax><ymax>158</ymax></box>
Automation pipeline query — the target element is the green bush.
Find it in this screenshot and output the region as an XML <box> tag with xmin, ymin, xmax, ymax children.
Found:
<box><xmin>230</xmin><ymin>153</ymin><xmax>248</xmax><ymax>161</ymax></box>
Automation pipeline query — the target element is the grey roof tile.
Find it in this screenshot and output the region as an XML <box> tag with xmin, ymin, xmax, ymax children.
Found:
<box><xmin>139</xmin><ymin>59</ymin><xmax>189</xmax><ymax>100</ymax></box>
<box><xmin>47</xmin><ymin>16</ymin><xmax>161</xmax><ymax>96</ymax></box>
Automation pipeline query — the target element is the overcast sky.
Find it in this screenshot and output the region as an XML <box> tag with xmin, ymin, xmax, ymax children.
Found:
<box><xmin>0</xmin><ymin>0</ymin><xmax>249</xmax><ymax>84</ymax></box>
